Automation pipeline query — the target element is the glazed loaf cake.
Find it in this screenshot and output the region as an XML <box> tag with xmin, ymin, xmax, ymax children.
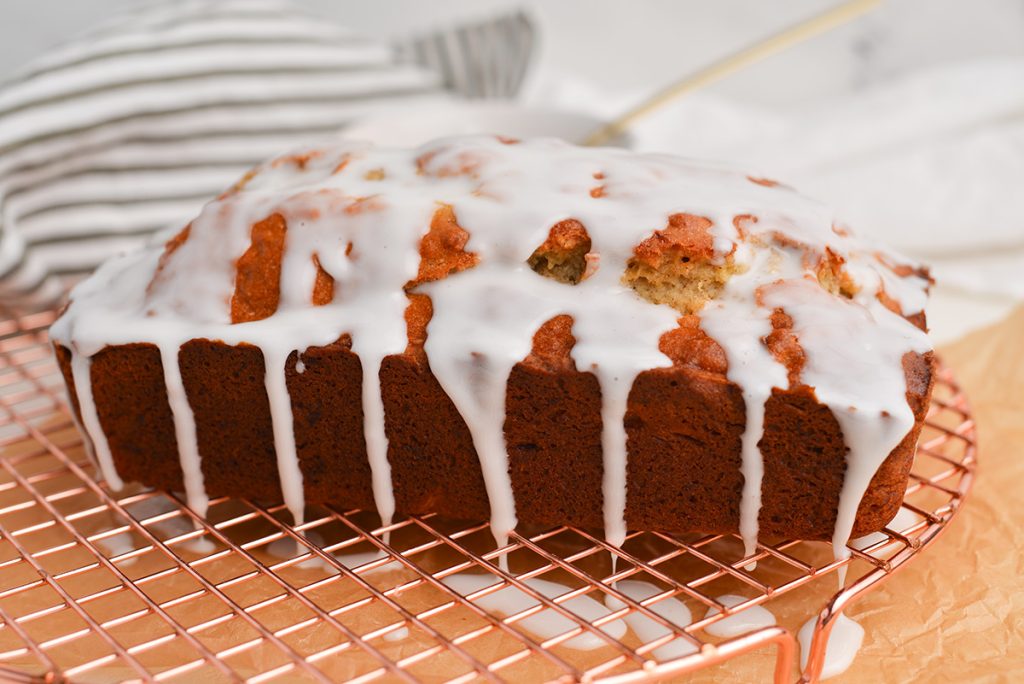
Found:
<box><xmin>50</xmin><ymin>136</ymin><xmax>934</xmax><ymax>560</ymax></box>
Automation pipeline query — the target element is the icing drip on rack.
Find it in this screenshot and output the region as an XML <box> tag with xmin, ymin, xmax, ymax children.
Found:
<box><xmin>49</xmin><ymin>136</ymin><xmax>932</xmax><ymax>558</ymax></box>
<box><xmin>799</xmin><ymin>612</ymin><xmax>865</xmax><ymax>680</ymax></box>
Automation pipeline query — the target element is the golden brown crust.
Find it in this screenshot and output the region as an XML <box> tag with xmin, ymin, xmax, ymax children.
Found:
<box><xmin>657</xmin><ymin>315</ymin><xmax>729</xmax><ymax>374</ymax></box>
<box><xmin>764</xmin><ymin>308</ymin><xmax>806</xmax><ymax>388</ymax></box>
<box><xmin>403</xmin><ymin>294</ymin><xmax>432</xmax><ymax>359</ymax></box>
<box><xmin>231</xmin><ymin>213</ymin><xmax>287</xmax><ymax>324</ymax></box>
<box><xmin>523</xmin><ymin>315</ymin><xmax>578</xmax><ymax>372</ymax></box>
<box><xmin>632</xmin><ymin>213</ymin><xmax>716</xmax><ymax>266</ymax></box>
<box><xmin>816</xmin><ymin>247</ymin><xmax>859</xmax><ymax>299</ymax></box>
<box><xmin>527</xmin><ymin>220</ymin><xmax>593</xmax><ymax>285</ymax></box>
<box><xmin>621</xmin><ymin>213</ymin><xmax>743</xmax><ymax>314</ymax></box>
<box><xmin>412</xmin><ymin>205</ymin><xmax>479</xmax><ymax>286</ymax></box>
<box><xmin>272</xmin><ymin>149</ymin><xmax>325</xmax><ymax>171</ymax></box>
<box><xmin>310</xmin><ymin>253</ymin><xmax>335</xmax><ymax>306</ymax></box>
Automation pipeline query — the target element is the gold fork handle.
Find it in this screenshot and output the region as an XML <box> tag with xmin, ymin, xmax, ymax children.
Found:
<box><xmin>583</xmin><ymin>0</ymin><xmax>882</xmax><ymax>147</ymax></box>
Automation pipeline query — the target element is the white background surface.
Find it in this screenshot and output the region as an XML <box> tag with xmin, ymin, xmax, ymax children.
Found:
<box><xmin>5</xmin><ymin>0</ymin><xmax>1024</xmax><ymax>104</ymax></box>
<box><xmin>2</xmin><ymin>0</ymin><xmax>1023</xmax><ymax>342</ymax></box>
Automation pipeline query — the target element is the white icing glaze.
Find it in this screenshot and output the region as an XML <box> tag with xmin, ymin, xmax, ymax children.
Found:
<box><xmin>264</xmin><ymin>347</ymin><xmax>306</xmax><ymax>525</ymax></box>
<box><xmin>49</xmin><ymin>136</ymin><xmax>932</xmax><ymax>559</ymax></box>
<box><xmin>703</xmin><ymin>594</ymin><xmax>776</xmax><ymax>638</ymax></box>
<box><xmin>597</xmin><ymin>374</ymin><xmax>632</xmax><ymax>548</ymax></box>
<box><xmin>158</xmin><ymin>343</ymin><xmax>208</xmax><ymax>517</ymax></box>
<box><xmin>799</xmin><ymin>612</ymin><xmax>865</xmax><ymax>680</ymax></box>
<box><xmin>181</xmin><ymin>534</ymin><xmax>216</xmax><ymax>555</ymax></box>
<box><xmin>69</xmin><ymin>353</ymin><xmax>123</xmax><ymax>490</ymax></box>
<box><xmin>357</xmin><ymin>353</ymin><xmax>395</xmax><ymax>528</ymax></box>
<box><xmin>604</xmin><ymin>580</ymin><xmax>697</xmax><ymax>660</ymax></box>
<box><xmin>443</xmin><ymin>572</ymin><xmax>626</xmax><ymax>650</ymax></box>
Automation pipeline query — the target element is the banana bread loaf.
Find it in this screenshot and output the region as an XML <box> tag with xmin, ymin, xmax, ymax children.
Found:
<box><xmin>50</xmin><ymin>136</ymin><xmax>934</xmax><ymax>560</ymax></box>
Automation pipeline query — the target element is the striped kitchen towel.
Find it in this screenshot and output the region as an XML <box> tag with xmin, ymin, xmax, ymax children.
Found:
<box><xmin>0</xmin><ymin>0</ymin><xmax>536</xmax><ymax>305</ymax></box>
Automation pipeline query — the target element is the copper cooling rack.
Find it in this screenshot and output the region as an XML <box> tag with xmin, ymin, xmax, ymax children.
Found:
<box><xmin>0</xmin><ymin>307</ymin><xmax>976</xmax><ymax>683</ymax></box>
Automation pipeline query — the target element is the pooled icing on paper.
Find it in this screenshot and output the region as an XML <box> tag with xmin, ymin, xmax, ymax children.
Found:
<box><xmin>799</xmin><ymin>612</ymin><xmax>865</xmax><ymax>680</ymax></box>
<box><xmin>604</xmin><ymin>580</ymin><xmax>698</xmax><ymax>660</ymax></box>
<box><xmin>703</xmin><ymin>594</ymin><xmax>776</xmax><ymax>638</ymax></box>
<box><xmin>49</xmin><ymin>135</ymin><xmax>931</xmax><ymax>562</ymax></box>
<box><xmin>442</xmin><ymin>572</ymin><xmax>627</xmax><ymax>650</ymax></box>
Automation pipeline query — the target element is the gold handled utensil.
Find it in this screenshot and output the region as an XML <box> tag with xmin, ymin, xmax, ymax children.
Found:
<box><xmin>583</xmin><ymin>0</ymin><xmax>881</xmax><ymax>147</ymax></box>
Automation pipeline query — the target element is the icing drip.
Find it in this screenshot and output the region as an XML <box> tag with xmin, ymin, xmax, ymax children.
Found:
<box><xmin>421</xmin><ymin>276</ymin><xmax>522</xmax><ymax>545</ymax></box>
<box><xmin>699</xmin><ymin>246</ymin><xmax>788</xmax><ymax>559</ymax></box>
<box><xmin>69</xmin><ymin>353</ymin><xmax>123</xmax><ymax>490</ymax></box>
<box><xmin>98</xmin><ymin>531</ymin><xmax>138</xmax><ymax>566</ymax></box>
<box><xmin>264</xmin><ymin>348</ymin><xmax>306</xmax><ymax>525</ymax></box>
<box><xmin>158</xmin><ymin>342</ymin><xmax>208</xmax><ymax>517</ymax></box>
<box><xmin>798</xmin><ymin>612</ymin><xmax>865</xmax><ymax>680</ymax></box>
<box><xmin>596</xmin><ymin>373</ymin><xmax>632</xmax><ymax>547</ymax></box>
<box><xmin>423</xmin><ymin>260</ymin><xmax>675</xmax><ymax>548</ymax></box>
<box><xmin>703</xmin><ymin>594</ymin><xmax>776</xmax><ymax>638</ymax></box>
<box><xmin>49</xmin><ymin>136</ymin><xmax>933</xmax><ymax>563</ymax></box>
<box><xmin>280</xmin><ymin>184</ymin><xmax>421</xmax><ymax>529</ymax></box>
<box><xmin>357</xmin><ymin>354</ymin><xmax>395</xmax><ymax>527</ymax></box>
<box><xmin>568</xmin><ymin>270</ymin><xmax>677</xmax><ymax>547</ymax></box>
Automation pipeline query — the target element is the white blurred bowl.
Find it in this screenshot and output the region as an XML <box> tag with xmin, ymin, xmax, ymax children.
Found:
<box><xmin>342</xmin><ymin>102</ymin><xmax>630</xmax><ymax>147</ymax></box>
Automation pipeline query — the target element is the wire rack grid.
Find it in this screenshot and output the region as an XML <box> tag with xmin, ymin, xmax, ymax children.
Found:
<box><xmin>0</xmin><ymin>307</ymin><xmax>976</xmax><ymax>683</ymax></box>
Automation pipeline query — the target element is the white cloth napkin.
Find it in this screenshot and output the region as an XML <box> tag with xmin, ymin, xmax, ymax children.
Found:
<box><xmin>529</xmin><ymin>58</ymin><xmax>1024</xmax><ymax>297</ymax></box>
<box><xmin>0</xmin><ymin>0</ymin><xmax>537</xmax><ymax>305</ymax></box>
